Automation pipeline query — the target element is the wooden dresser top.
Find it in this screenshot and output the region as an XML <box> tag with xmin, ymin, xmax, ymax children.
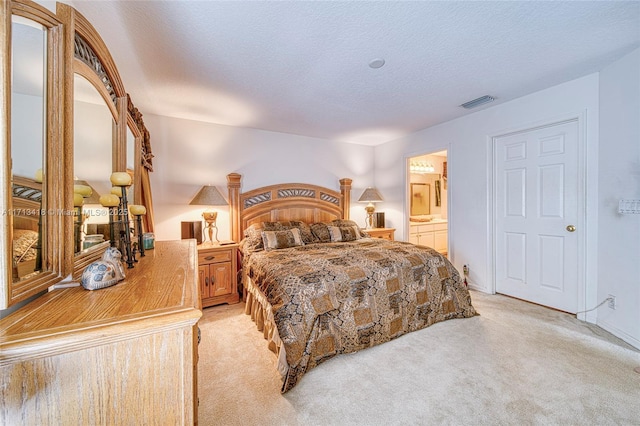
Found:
<box><xmin>0</xmin><ymin>240</ymin><xmax>201</xmax><ymax>365</ymax></box>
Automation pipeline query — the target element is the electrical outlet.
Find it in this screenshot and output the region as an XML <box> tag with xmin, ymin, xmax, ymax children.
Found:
<box><xmin>608</xmin><ymin>295</ymin><xmax>616</xmax><ymax>310</ymax></box>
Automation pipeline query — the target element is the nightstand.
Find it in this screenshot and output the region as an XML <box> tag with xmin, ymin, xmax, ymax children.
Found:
<box><xmin>366</xmin><ymin>227</ymin><xmax>395</xmax><ymax>241</ymax></box>
<box><xmin>197</xmin><ymin>243</ymin><xmax>239</xmax><ymax>307</ymax></box>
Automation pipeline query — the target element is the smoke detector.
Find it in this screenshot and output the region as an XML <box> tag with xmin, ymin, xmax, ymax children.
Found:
<box><xmin>368</xmin><ymin>58</ymin><xmax>385</xmax><ymax>69</ymax></box>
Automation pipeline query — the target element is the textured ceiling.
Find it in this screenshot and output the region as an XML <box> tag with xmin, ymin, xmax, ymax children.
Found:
<box><xmin>63</xmin><ymin>0</ymin><xmax>639</xmax><ymax>146</ymax></box>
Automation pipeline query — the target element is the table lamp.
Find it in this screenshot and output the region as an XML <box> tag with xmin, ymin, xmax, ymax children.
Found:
<box><xmin>189</xmin><ymin>185</ymin><xmax>228</xmax><ymax>244</ymax></box>
<box><xmin>358</xmin><ymin>187</ymin><xmax>383</xmax><ymax>229</ymax></box>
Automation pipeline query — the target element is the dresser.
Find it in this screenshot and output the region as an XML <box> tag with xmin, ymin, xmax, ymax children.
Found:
<box><xmin>197</xmin><ymin>243</ymin><xmax>239</xmax><ymax>307</ymax></box>
<box><xmin>0</xmin><ymin>240</ymin><xmax>201</xmax><ymax>425</ymax></box>
<box><xmin>409</xmin><ymin>221</ymin><xmax>448</xmax><ymax>254</ymax></box>
<box><xmin>366</xmin><ymin>227</ymin><xmax>395</xmax><ymax>240</ymax></box>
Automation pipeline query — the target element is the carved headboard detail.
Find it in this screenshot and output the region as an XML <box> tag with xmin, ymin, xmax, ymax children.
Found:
<box><xmin>226</xmin><ymin>173</ymin><xmax>352</xmax><ymax>243</ymax></box>
<box><xmin>12</xmin><ymin>176</ymin><xmax>42</xmax><ymax>232</ymax></box>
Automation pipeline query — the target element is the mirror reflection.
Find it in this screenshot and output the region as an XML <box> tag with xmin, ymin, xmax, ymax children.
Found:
<box><xmin>73</xmin><ymin>74</ymin><xmax>113</xmax><ymax>253</ymax></box>
<box><xmin>410</xmin><ymin>183</ymin><xmax>430</xmax><ymax>216</ymax></box>
<box><xmin>11</xmin><ymin>16</ymin><xmax>46</xmax><ymax>282</ymax></box>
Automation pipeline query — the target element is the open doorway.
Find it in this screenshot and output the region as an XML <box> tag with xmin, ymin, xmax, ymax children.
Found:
<box><xmin>407</xmin><ymin>150</ymin><xmax>449</xmax><ymax>257</ymax></box>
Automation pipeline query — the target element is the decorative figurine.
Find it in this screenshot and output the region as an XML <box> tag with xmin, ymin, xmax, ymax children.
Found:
<box><xmin>81</xmin><ymin>247</ymin><xmax>126</xmax><ymax>290</ymax></box>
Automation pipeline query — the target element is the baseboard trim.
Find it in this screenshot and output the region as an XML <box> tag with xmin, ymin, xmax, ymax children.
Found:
<box><xmin>597</xmin><ymin>319</ymin><xmax>640</xmax><ymax>351</ymax></box>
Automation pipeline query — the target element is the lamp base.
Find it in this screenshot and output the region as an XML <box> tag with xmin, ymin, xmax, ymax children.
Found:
<box><xmin>202</xmin><ymin>211</ymin><xmax>219</xmax><ymax>244</ymax></box>
<box><xmin>202</xmin><ymin>210</ymin><xmax>220</xmax><ymax>244</ymax></box>
<box><xmin>202</xmin><ymin>224</ymin><xmax>219</xmax><ymax>244</ymax></box>
<box><xmin>364</xmin><ymin>203</ymin><xmax>375</xmax><ymax>229</ymax></box>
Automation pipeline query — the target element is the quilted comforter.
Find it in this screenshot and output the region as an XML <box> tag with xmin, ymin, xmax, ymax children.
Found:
<box><xmin>244</xmin><ymin>238</ymin><xmax>477</xmax><ymax>392</ymax></box>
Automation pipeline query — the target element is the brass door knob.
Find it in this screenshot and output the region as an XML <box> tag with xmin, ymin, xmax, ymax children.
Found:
<box><xmin>566</xmin><ymin>225</ymin><xmax>576</xmax><ymax>232</ymax></box>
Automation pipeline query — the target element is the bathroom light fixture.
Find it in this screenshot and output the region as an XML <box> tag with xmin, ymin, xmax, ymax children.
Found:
<box><xmin>410</xmin><ymin>161</ymin><xmax>435</xmax><ymax>174</ymax></box>
<box><xmin>460</xmin><ymin>95</ymin><xmax>495</xmax><ymax>109</ymax></box>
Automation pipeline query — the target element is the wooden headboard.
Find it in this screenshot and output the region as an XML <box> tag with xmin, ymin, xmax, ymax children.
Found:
<box><xmin>226</xmin><ymin>173</ymin><xmax>352</xmax><ymax>242</ymax></box>
<box><xmin>12</xmin><ymin>176</ymin><xmax>42</xmax><ymax>232</ymax></box>
<box><xmin>11</xmin><ymin>176</ymin><xmax>43</xmax><ymax>279</ymax></box>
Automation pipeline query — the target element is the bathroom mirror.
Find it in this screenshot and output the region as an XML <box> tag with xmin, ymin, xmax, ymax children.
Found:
<box><xmin>410</xmin><ymin>183</ymin><xmax>430</xmax><ymax>216</ymax></box>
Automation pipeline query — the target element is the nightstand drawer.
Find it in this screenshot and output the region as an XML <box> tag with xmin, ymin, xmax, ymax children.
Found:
<box><xmin>198</xmin><ymin>249</ymin><xmax>232</xmax><ymax>264</ymax></box>
<box><xmin>366</xmin><ymin>228</ymin><xmax>395</xmax><ymax>241</ymax></box>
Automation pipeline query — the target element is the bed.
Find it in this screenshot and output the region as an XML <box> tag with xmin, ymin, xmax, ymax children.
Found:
<box><xmin>11</xmin><ymin>176</ymin><xmax>42</xmax><ymax>280</ymax></box>
<box><xmin>227</xmin><ymin>173</ymin><xmax>476</xmax><ymax>392</ymax></box>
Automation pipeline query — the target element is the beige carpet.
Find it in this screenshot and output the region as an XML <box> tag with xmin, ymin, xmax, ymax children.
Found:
<box><xmin>197</xmin><ymin>291</ymin><xmax>640</xmax><ymax>425</ymax></box>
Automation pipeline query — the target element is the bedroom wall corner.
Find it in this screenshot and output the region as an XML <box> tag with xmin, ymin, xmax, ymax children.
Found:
<box><xmin>596</xmin><ymin>47</ymin><xmax>640</xmax><ymax>350</ymax></box>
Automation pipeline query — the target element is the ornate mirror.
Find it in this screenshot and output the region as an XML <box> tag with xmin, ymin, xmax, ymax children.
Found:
<box><xmin>11</xmin><ymin>16</ymin><xmax>46</xmax><ymax>280</ymax></box>
<box><xmin>57</xmin><ymin>3</ymin><xmax>154</xmax><ymax>277</ymax></box>
<box><xmin>1</xmin><ymin>1</ymin><xmax>154</xmax><ymax>309</ymax></box>
<box><xmin>57</xmin><ymin>2</ymin><xmax>126</xmax><ymax>273</ymax></box>
<box><xmin>1</xmin><ymin>0</ymin><xmax>64</xmax><ymax>309</ymax></box>
<box><xmin>73</xmin><ymin>73</ymin><xmax>114</xmax><ymax>254</ymax></box>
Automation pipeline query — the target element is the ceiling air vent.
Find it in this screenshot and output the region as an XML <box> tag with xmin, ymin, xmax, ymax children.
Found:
<box><xmin>460</xmin><ymin>95</ymin><xmax>495</xmax><ymax>109</ymax></box>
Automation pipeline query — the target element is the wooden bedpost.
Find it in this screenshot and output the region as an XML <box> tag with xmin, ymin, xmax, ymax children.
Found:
<box><xmin>340</xmin><ymin>178</ymin><xmax>352</xmax><ymax>220</ymax></box>
<box><xmin>227</xmin><ymin>173</ymin><xmax>242</xmax><ymax>243</ymax></box>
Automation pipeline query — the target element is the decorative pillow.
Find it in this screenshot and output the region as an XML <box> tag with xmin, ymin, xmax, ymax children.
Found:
<box><xmin>241</xmin><ymin>223</ymin><xmax>264</xmax><ymax>254</ymax></box>
<box><xmin>332</xmin><ymin>219</ymin><xmax>368</xmax><ymax>238</ymax></box>
<box><xmin>288</xmin><ymin>221</ymin><xmax>318</xmax><ymax>244</ymax></box>
<box><xmin>311</xmin><ymin>222</ymin><xmax>361</xmax><ymax>243</ymax></box>
<box><xmin>262</xmin><ymin>221</ymin><xmax>317</xmax><ymax>244</ymax></box>
<box><xmin>310</xmin><ymin>222</ymin><xmax>332</xmax><ymax>243</ymax></box>
<box><xmin>261</xmin><ymin>228</ymin><xmax>304</xmax><ymax>250</ymax></box>
<box><xmin>262</xmin><ymin>221</ymin><xmax>289</xmax><ymax>231</ymax></box>
<box><xmin>327</xmin><ymin>225</ymin><xmax>361</xmax><ymax>242</ymax></box>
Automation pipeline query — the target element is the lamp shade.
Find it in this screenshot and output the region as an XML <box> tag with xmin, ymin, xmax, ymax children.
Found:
<box><xmin>189</xmin><ymin>185</ymin><xmax>228</xmax><ymax>206</ymax></box>
<box><xmin>358</xmin><ymin>187</ymin><xmax>383</xmax><ymax>203</ymax></box>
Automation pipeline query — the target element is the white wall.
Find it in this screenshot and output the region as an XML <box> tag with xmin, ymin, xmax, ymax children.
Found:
<box><xmin>597</xmin><ymin>48</ymin><xmax>640</xmax><ymax>348</ymax></box>
<box><xmin>375</xmin><ymin>73</ymin><xmax>599</xmax><ymax>289</ymax></box>
<box><xmin>146</xmin><ymin>114</ymin><xmax>375</xmax><ymax>241</ymax></box>
<box><xmin>375</xmin><ymin>66</ymin><xmax>640</xmax><ymax>349</ymax></box>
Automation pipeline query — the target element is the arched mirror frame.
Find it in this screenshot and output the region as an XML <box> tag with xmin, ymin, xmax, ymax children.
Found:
<box><xmin>1</xmin><ymin>0</ymin><xmax>65</xmax><ymax>309</ymax></box>
<box><xmin>127</xmin><ymin>96</ymin><xmax>155</xmax><ymax>234</ymax></box>
<box><xmin>57</xmin><ymin>3</ymin><xmax>151</xmax><ymax>277</ymax></box>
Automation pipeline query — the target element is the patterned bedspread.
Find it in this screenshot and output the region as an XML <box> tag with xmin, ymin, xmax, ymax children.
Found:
<box><xmin>244</xmin><ymin>238</ymin><xmax>477</xmax><ymax>392</ymax></box>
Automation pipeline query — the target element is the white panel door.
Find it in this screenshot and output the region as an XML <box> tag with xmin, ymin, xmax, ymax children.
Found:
<box><xmin>495</xmin><ymin>121</ymin><xmax>579</xmax><ymax>313</ymax></box>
